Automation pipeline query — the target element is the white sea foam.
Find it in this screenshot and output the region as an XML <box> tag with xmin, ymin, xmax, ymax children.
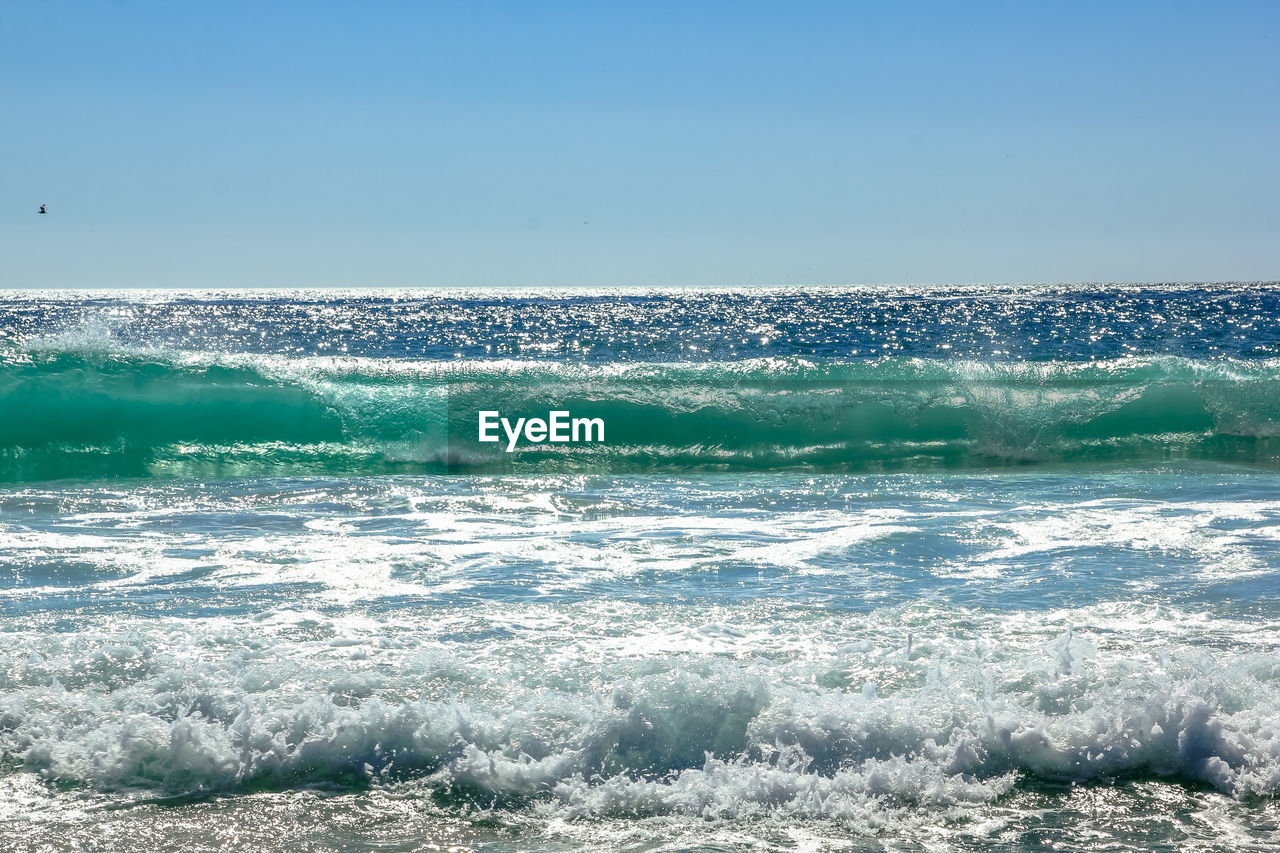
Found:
<box><xmin>1</xmin><ymin>599</ymin><xmax>1278</xmax><ymax>813</ymax></box>
<box><xmin>3</xmin><ymin>471</ymin><xmax>1280</xmax><ymax>851</ymax></box>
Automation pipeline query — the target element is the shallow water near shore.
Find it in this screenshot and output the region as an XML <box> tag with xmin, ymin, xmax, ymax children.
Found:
<box><xmin>2</xmin><ymin>287</ymin><xmax>1279</xmax><ymax>850</ymax></box>
<box><xmin>3</xmin><ymin>469</ymin><xmax>1280</xmax><ymax>851</ymax></box>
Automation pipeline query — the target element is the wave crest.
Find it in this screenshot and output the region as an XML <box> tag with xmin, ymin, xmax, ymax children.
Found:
<box><xmin>3</xmin><ymin>348</ymin><xmax>1280</xmax><ymax>480</ymax></box>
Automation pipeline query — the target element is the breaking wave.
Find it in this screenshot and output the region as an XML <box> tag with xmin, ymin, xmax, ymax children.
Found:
<box><xmin>2</xmin><ymin>607</ymin><xmax>1279</xmax><ymax>811</ymax></box>
<box><xmin>2</xmin><ymin>344</ymin><xmax>1280</xmax><ymax>480</ymax></box>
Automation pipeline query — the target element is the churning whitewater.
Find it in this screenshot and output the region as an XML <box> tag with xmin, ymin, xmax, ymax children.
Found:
<box><xmin>2</xmin><ymin>286</ymin><xmax>1279</xmax><ymax>852</ymax></box>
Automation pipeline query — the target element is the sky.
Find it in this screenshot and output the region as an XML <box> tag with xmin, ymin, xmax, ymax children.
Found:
<box><xmin>1</xmin><ymin>1</ymin><xmax>1278</xmax><ymax>288</ymax></box>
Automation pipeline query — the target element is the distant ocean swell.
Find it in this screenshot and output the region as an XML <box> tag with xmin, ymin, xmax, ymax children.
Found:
<box><xmin>3</xmin><ymin>348</ymin><xmax>1280</xmax><ymax>480</ymax></box>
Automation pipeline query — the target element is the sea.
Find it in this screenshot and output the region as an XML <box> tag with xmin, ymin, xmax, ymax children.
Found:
<box><xmin>1</xmin><ymin>285</ymin><xmax>1278</xmax><ymax>851</ymax></box>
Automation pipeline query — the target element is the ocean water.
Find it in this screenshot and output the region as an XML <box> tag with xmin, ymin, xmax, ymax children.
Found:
<box><xmin>1</xmin><ymin>285</ymin><xmax>1279</xmax><ymax>851</ymax></box>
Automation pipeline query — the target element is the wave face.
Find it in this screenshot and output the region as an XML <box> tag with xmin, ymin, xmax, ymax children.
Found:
<box><xmin>3</xmin><ymin>349</ymin><xmax>1280</xmax><ymax>480</ymax></box>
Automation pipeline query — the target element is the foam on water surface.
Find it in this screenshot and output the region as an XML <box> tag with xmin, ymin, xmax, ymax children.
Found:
<box><xmin>1</xmin><ymin>471</ymin><xmax>1279</xmax><ymax>850</ymax></box>
<box><xmin>3</xmin><ymin>288</ymin><xmax>1280</xmax><ymax>851</ymax></box>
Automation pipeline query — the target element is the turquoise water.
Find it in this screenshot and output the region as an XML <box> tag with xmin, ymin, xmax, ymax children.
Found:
<box><xmin>2</xmin><ymin>287</ymin><xmax>1279</xmax><ymax>851</ymax></box>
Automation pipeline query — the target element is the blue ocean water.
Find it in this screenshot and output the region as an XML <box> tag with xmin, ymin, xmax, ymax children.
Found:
<box><xmin>1</xmin><ymin>286</ymin><xmax>1279</xmax><ymax>851</ymax></box>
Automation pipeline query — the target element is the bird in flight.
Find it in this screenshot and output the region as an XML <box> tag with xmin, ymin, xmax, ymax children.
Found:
<box><xmin>38</xmin><ymin>204</ymin><xmax>46</xmax><ymax>214</ymax></box>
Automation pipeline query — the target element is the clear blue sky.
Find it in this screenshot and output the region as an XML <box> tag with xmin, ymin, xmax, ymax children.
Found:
<box><xmin>2</xmin><ymin>1</ymin><xmax>1277</xmax><ymax>287</ymax></box>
